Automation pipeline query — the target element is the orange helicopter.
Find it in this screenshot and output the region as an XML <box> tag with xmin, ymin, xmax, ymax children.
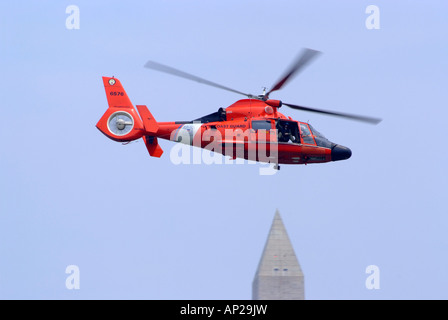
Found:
<box><xmin>96</xmin><ymin>49</ymin><xmax>381</xmax><ymax>170</ymax></box>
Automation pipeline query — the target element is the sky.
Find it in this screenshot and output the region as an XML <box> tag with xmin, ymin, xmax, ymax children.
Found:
<box><xmin>0</xmin><ymin>1</ymin><xmax>447</xmax><ymax>300</ymax></box>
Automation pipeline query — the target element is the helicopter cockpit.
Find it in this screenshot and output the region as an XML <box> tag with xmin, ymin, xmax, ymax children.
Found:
<box><xmin>276</xmin><ymin>120</ymin><xmax>334</xmax><ymax>148</ymax></box>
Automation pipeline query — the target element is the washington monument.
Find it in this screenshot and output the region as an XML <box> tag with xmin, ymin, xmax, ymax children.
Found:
<box><xmin>252</xmin><ymin>210</ymin><xmax>304</xmax><ymax>300</ymax></box>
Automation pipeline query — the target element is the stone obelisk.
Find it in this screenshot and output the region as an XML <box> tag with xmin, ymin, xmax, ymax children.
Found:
<box><xmin>252</xmin><ymin>210</ymin><xmax>304</xmax><ymax>300</ymax></box>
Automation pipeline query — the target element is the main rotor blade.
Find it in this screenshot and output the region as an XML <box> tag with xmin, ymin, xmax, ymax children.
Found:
<box><xmin>144</xmin><ymin>60</ymin><xmax>252</xmax><ymax>98</ymax></box>
<box><xmin>267</xmin><ymin>48</ymin><xmax>321</xmax><ymax>97</ymax></box>
<box><xmin>283</xmin><ymin>103</ymin><xmax>382</xmax><ymax>125</ymax></box>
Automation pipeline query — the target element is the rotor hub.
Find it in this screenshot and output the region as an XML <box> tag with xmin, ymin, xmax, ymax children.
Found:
<box><xmin>116</xmin><ymin>118</ymin><xmax>127</xmax><ymax>130</ymax></box>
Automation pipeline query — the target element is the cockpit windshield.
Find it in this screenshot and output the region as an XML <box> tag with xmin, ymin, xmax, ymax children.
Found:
<box><xmin>309</xmin><ymin>124</ymin><xmax>333</xmax><ymax>148</ymax></box>
<box><xmin>309</xmin><ymin>124</ymin><xmax>326</xmax><ymax>139</ymax></box>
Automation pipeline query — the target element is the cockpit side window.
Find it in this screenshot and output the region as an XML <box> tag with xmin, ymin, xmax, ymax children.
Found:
<box><xmin>299</xmin><ymin>123</ymin><xmax>316</xmax><ymax>145</ymax></box>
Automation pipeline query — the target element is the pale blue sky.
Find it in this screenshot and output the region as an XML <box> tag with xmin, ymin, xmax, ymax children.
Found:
<box><xmin>1</xmin><ymin>1</ymin><xmax>447</xmax><ymax>299</ymax></box>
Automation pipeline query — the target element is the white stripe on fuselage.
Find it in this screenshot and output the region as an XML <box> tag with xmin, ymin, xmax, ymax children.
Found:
<box><xmin>173</xmin><ymin>123</ymin><xmax>202</xmax><ymax>145</ymax></box>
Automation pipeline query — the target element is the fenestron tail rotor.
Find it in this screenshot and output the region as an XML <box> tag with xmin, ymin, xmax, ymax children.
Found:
<box><xmin>107</xmin><ymin>111</ymin><xmax>134</xmax><ymax>136</ymax></box>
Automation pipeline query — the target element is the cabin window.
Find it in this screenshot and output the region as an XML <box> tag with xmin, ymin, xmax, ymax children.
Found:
<box><xmin>252</xmin><ymin>120</ymin><xmax>272</xmax><ymax>131</ymax></box>
<box><xmin>277</xmin><ymin>120</ymin><xmax>300</xmax><ymax>144</ymax></box>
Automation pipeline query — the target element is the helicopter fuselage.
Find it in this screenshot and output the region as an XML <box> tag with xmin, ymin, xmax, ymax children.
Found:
<box><xmin>152</xmin><ymin>99</ymin><xmax>351</xmax><ymax>165</ymax></box>
<box><xmin>96</xmin><ymin>77</ymin><xmax>352</xmax><ymax>166</ymax></box>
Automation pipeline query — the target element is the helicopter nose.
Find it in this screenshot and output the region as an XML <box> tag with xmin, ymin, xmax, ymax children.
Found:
<box><xmin>331</xmin><ymin>144</ymin><xmax>352</xmax><ymax>161</ymax></box>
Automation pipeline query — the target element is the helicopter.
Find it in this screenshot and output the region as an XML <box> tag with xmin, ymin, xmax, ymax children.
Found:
<box><xmin>96</xmin><ymin>48</ymin><xmax>381</xmax><ymax>170</ymax></box>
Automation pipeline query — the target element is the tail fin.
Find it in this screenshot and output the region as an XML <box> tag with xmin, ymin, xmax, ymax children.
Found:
<box><xmin>103</xmin><ymin>77</ymin><xmax>135</xmax><ymax>110</ymax></box>
<box><xmin>96</xmin><ymin>77</ymin><xmax>163</xmax><ymax>157</ymax></box>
